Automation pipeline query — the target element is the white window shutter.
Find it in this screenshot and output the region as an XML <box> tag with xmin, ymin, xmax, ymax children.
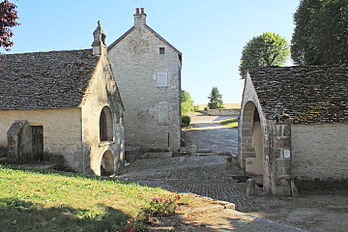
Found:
<box><xmin>157</xmin><ymin>72</ymin><xmax>168</xmax><ymax>87</ymax></box>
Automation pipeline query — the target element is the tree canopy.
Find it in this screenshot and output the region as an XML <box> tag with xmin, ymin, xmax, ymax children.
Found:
<box><xmin>0</xmin><ymin>0</ymin><xmax>19</xmax><ymax>53</ymax></box>
<box><xmin>181</xmin><ymin>90</ymin><xmax>194</xmax><ymax>116</ymax></box>
<box><xmin>239</xmin><ymin>32</ymin><xmax>290</xmax><ymax>79</ymax></box>
<box><xmin>208</xmin><ymin>87</ymin><xmax>223</xmax><ymax>109</ymax></box>
<box><xmin>291</xmin><ymin>0</ymin><xmax>348</xmax><ymax>65</ymax></box>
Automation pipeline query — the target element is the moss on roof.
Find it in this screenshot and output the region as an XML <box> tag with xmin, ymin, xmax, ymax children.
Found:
<box><xmin>0</xmin><ymin>49</ymin><xmax>99</xmax><ymax>110</ymax></box>
<box><xmin>248</xmin><ymin>65</ymin><xmax>348</xmax><ymax>124</ymax></box>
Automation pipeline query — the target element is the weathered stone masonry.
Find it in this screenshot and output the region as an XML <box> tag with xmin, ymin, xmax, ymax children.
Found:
<box><xmin>108</xmin><ymin>9</ymin><xmax>182</xmax><ymax>151</ymax></box>
<box><xmin>0</xmin><ymin>22</ymin><xmax>125</xmax><ymax>176</ymax></box>
<box><xmin>239</xmin><ymin>65</ymin><xmax>348</xmax><ymax>196</ymax></box>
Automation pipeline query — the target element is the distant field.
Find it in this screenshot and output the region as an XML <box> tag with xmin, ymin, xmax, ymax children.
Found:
<box><xmin>195</xmin><ymin>103</ymin><xmax>241</xmax><ymax>110</ymax></box>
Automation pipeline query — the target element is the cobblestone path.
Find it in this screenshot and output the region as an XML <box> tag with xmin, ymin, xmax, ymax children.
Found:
<box><xmin>118</xmin><ymin>156</ymin><xmax>261</xmax><ymax>211</ymax></box>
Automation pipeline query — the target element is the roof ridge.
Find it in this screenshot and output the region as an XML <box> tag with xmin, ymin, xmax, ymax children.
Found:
<box><xmin>4</xmin><ymin>48</ymin><xmax>92</xmax><ymax>56</ymax></box>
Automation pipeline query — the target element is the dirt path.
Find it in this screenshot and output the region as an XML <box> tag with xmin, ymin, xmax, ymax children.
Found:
<box><xmin>183</xmin><ymin>113</ymin><xmax>238</xmax><ymax>154</ymax></box>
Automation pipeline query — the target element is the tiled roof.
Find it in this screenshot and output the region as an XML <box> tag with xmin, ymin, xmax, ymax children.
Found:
<box><xmin>248</xmin><ymin>65</ymin><xmax>348</xmax><ymax>124</ymax></box>
<box><xmin>0</xmin><ymin>49</ymin><xmax>99</xmax><ymax>110</ymax></box>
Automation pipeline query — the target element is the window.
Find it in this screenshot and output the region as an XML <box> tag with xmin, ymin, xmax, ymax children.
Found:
<box><xmin>159</xmin><ymin>47</ymin><xmax>165</xmax><ymax>54</ymax></box>
<box><xmin>99</xmin><ymin>106</ymin><xmax>113</xmax><ymax>141</ymax></box>
<box><xmin>157</xmin><ymin>72</ymin><xmax>168</xmax><ymax>87</ymax></box>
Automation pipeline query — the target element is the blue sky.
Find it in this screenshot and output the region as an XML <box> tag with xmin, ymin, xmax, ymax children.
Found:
<box><xmin>7</xmin><ymin>0</ymin><xmax>300</xmax><ymax>104</ymax></box>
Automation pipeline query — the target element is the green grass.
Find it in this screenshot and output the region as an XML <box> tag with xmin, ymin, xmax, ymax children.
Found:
<box><xmin>0</xmin><ymin>165</ymin><xmax>173</xmax><ymax>232</ymax></box>
<box><xmin>220</xmin><ymin>118</ymin><xmax>239</xmax><ymax>128</ymax></box>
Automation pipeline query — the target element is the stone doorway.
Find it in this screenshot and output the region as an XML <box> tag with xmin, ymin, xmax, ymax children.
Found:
<box><xmin>100</xmin><ymin>150</ymin><xmax>114</xmax><ymax>176</ymax></box>
<box><xmin>240</xmin><ymin>101</ymin><xmax>264</xmax><ymax>177</ymax></box>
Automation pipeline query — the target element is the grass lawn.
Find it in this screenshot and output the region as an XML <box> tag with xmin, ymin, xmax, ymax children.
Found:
<box><xmin>0</xmin><ymin>165</ymin><xmax>178</xmax><ymax>232</ymax></box>
<box><xmin>220</xmin><ymin>117</ymin><xmax>239</xmax><ymax>128</ymax></box>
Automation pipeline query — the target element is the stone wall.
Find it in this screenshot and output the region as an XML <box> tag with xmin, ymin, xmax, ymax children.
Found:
<box><xmin>207</xmin><ymin>108</ymin><xmax>240</xmax><ymax>116</ymax></box>
<box><xmin>0</xmin><ymin>108</ymin><xmax>82</xmax><ymax>169</ymax></box>
<box><xmin>108</xmin><ymin>15</ymin><xmax>181</xmax><ymax>151</ymax></box>
<box><xmin>81</xmin><ymin>55</ymin><xmax>125</xmax><ymax>175</ymax></box>
<box><xmin>292</xmin><ymin>123</ymin><xmax>348</xmax><ymax>180</ymax></box>
<box><xmin>240</xmin><ymin>74</ymin><xmax>293</xmax><ymax>196</ymax></box>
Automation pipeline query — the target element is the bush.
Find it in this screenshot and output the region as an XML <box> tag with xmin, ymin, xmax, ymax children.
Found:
<box><xmin>181</xmin><ymin>115</ymin><xmax>191</xmax><ymax>127</ymax></box>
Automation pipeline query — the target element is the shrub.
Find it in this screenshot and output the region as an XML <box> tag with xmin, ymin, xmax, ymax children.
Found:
<box><xmin>147</xmin><ymin>191</ymin><xmax>182</xmax><ymax>217</ymax></box>
<box><xmin>181</xmin><ymin>115</ymin><xmax>191</xmax><ymax>127</ymax></box>
<box><xmin>112</xmin><ymin>219</ymin><xmax>147</xmax><ymax>232</ymax></box>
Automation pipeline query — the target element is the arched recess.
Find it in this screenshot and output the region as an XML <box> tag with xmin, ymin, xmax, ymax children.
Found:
<box><xmin>240</xmin><ymin>101</ymin><xmax>264</xmax><ymax>176</ymax></box>
<box><xmin>100</xmin><ymin>150</ymin><xmax>114</xmax><ymax>176</ymax></box>
<box><xmin>100</xmin><ymin>106</ymin><xmax>113</xmax><ymax>141</ymax></box>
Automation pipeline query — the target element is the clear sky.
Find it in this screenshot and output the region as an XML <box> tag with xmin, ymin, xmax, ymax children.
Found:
<box><xmin>7</xmin><ymin>0</ymin><xmax>301</xmax><ymax>104</ymax></box>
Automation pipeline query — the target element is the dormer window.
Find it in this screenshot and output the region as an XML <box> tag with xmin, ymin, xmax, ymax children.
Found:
<box><xmin>159</xmin><ymin>47</ymin><xmax>165</xmax><ymax>54</ymax></box>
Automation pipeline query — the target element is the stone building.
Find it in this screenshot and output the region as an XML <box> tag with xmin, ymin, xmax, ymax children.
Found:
<box><xmin>239</xmin><ymin>65</ymin><xmax>348</xmax><ymax>196</ymax></box>
<box><xmin>108</xmin><ymin>8</ymin><xmax>182</xmax><ymax>151</ymax></box>
<box><xmin>0</xmin><ymin>21</ymin><xmax>125</xmax><ymax>176</ymax></box>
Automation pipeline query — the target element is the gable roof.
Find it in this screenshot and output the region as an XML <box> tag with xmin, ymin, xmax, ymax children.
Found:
<box><xmin>108</xmin><ymin>25</ymin><xmax>182</xmax><ymax>58</ymax></box>
<box><xmin>0</xmin><ymin>49</ymin><xmax>99</xmax><ymax>110</ymax></box>
<box><xmin>248</xmin><ymin>65</ymin><xmax>348</xmax><ymax>124</ymax></box>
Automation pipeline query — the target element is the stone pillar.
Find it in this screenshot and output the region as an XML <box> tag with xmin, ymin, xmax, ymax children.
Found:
<box><xmin>212</xmin><ymin>145</ymin><xmax>217</xmax><ymax>155</ymax></box>
<box><xmin>265</xmin><ymin>119</ymin><xmax>292</xmax><ymax>196</ymax></box>
<box><xmin>246</xmin><ymin>178</ymin><xmax>256</xmax><ymax>196</ymax></box>
<box><xmin>191</xmin><ymin>144</ymin><xmax>197</xmax><ymax>156</ymax></box>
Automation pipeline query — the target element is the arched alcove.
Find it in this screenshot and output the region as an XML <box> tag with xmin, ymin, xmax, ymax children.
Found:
<box><xmin>99</xmin><ymin>106</ymin><xmax>113</xmax><ymax>141</ymax></box>
<box><xmin>240</xmin><ymin>101</ymin><xmax>264</xmax><ymax>176</ymax></box>
<box><xmin>100</xmin><ymin>150</ymin><xmax>114</xmax><ymax>176</ymax></box>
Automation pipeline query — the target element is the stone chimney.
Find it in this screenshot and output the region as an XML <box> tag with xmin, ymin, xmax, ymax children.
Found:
<box><xmin>92</xmin><ymin>20</ymin><xmax>107</xmax><ymax>56</ymax></box>
<box><xmin>134</xmin><ymin>8</ymin><xmax>146</xmax><ymax>27</ymax></box>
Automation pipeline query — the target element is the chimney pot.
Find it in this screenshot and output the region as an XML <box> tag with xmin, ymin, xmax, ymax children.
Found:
<box><xmin>136</xmin><ymin>8</ymin><xmax>139</xmax><ymax>13</ymax></box>
<box><xmin>141</xmin><ymin>8</ymin><xmax>144</xmax><ymax>13</ymax></box>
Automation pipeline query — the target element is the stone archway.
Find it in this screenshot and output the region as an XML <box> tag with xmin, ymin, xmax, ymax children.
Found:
<box><xmin>240</xmin><ymin>101</ymin><xmax>264</xmax><ymax>176</ymax></box>
<box><xmin>100</xmin><ymin>150</ymin><xmax>114</xmax><ymax>176</ymax></box>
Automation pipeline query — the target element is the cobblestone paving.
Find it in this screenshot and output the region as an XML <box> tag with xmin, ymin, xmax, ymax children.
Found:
<box><xmin>118</xmin><ymin>156</ymin><xmax>260</xmax><ymax>211</ymax></box>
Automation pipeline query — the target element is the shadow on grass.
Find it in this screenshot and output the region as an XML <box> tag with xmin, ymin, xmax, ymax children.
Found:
<box><xmin>0</xmin><ymin>164</ymin><xmax>132</xmax><ymax>185</ymax></box>
<box><xmin>0</xmin><ymin>198</ymin><xmax>128</xmax><ymax>232</ymax></box>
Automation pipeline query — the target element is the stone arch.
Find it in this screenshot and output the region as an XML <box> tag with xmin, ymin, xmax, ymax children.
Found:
<box><xmin>99</xmin><ymin>106</ymin><xmax>113</xmax><ymax>141</ymax></box>
<box><xmin>100</xmin><ymin>150</ymin><xmax>114</xmax><ymax>176</ymax></box>
<box><xmin>240</xmin><ymin>101</ymin><xmax>265</xmax><ymax>176</ymax></box>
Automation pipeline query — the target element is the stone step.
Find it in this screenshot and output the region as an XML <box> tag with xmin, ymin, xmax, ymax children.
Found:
<box><xmin>141</xmin><ymin>151</ymin><xmax>172</xmax><ymax>159</ymax></box>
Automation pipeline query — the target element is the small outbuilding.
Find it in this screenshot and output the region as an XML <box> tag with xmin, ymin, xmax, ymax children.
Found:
<box><xmin>0</xmin><ymin>21</ymin><xmax>125</xmax><ymax>176</ymax></box>
<box><xmin>239</xmin><ymin>65</ymin><xmax>348</xmax><ymax>195</ymax></box>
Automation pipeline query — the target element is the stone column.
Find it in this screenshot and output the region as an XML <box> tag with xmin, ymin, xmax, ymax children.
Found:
<box><xmin>191</xmin><ymin>144</ymin><xmax>197</xmax><ymax>156</ymax></box>
<box><xmin>212</xmin><ymin>145</ymin><xmax>217</xmax><ymax>155</ymax></box>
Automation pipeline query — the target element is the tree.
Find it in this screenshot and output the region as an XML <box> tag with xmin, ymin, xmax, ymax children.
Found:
<box><xmin>239</xmin><ymin>32</ymin><xmax>290</xmax><ymax>78</ymax></box>
<box><xmin>291</xmin><ymin>0</ymin><xmax>348</xmax><ymax>65</ymax></box>
<box><xmin>181</xmin><ymin>90</ymin><xmax>194</xmax><ymax>116</ymax></box>
<box><xmin>0</xmin><ymin>0</ymin><xmax>19</xmax><ymax>53</ymax></box>
<box><xmin>208</xmin><ymin>87</ymin><xmax>223</xmax><ymax>109</ymax></box>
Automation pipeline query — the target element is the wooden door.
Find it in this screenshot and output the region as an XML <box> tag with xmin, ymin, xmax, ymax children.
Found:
<box><xmin>32</xmin><ymin>126</ymin><xmax>43</xmax><ymax>160</ymax></box>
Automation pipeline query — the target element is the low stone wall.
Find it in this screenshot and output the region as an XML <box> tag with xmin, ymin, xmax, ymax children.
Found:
<box><xmin>207</xmin><ymin>109</ymin><xmax>241</xmax><ymax>116</ymax></box>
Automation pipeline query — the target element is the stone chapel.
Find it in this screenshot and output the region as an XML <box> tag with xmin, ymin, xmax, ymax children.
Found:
<box><xmin>0</xmin><ymin>21</ymin><xmax>125</xmax><ymax>176</ymax></box>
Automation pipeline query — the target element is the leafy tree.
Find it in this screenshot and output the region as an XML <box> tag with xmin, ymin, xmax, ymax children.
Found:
<box><xmin>181</xmin><ymin>90</ymin><xmax>194</xmax><ymax>116</ymax></box>
<box><xmin>291</xmin><ymin>0</ymin><xmax>348</xmax><ymax>65</ymax></box>
<box><xmin>208</xmin><ymin>87</ymin><xmax>223</xmax><ymax>109</ymax></box>
<box><xmin>239</xmin><ymin>32</ymin><xmax>290</xmax><ymax>78</ymax></box>
<box><xmin>0</xmin><ymin>0</ymin><xmax>19</xmax><ymax>53</ymax></box>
